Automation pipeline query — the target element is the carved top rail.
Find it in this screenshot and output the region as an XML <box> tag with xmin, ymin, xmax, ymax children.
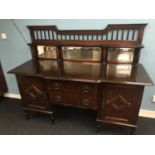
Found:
<box><xmin>28</xmin><ymin>24</ymin><xmax>147</xmax><ymax>47</ymax></box>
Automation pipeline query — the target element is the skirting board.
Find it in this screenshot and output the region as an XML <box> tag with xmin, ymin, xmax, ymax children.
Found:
<box><xmin>139</xmin><ymin>109</ymin><xmax>155</xmax><ymax>119</ymax></box>
<box><xmin>4</xmin><ymin>93</ymin><xmax>21</xmax><ymax>99</ymax></box>
<box><xmin>3</xmin><ymin>93</ymin><xmax>155</xmax><ymax>119</ymax></box>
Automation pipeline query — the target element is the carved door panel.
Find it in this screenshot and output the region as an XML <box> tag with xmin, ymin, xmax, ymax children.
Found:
<box><xmin>100</xmin><ymin>84</ymin><xmax>144</xmax><ymax>125</ymax></box>
<box><xmin>20</xmin><ymin>76</ymin><xmax>49</xmax><ymax>110</ymax></box>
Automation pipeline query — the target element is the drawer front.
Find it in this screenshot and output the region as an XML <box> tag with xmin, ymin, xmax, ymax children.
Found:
<box><xmin>81</xmin><ymin>83</ymin><xmax>97</xmax><ymax>95</ymax></box>
<box><xmin>49</xmin><ymin>81</ymin><xmax>97</xmax><ymax>93</ymax></box>
<box><xmin>99</xmin><ymin>83</ymin><xmax>144</xmax><ymax>125</ymax></box>
<box><xmin>48</xmin><ymin>80</ymin><xmax>98</xmax><ymax>109</ymax></box>
<box><xmin>63</xmin><ymin>91</ymin><xmax>80</xmax><ymax>106</ymax></box>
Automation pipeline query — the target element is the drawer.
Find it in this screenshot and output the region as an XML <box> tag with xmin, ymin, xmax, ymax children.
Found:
<box><xmin>63</xmin><ymin>82</ymin><xmax>80</xmax><ymax>91</ymax></box>
<box><xmin>81</xmin><ymin>83</ymin><xmax>97</xmax><ymax>95</ymax></box>
<box><xmin>49</xmin><ymin>81</ymin><xmax>98</xmax><ymax>95</ymax></box>
<box><xmin>50</xmin><ymin>81</ymin><xmax>80</xmax><ymax>91</ymax></box>
<box><xmin>80</xmin><ymin>95</ymin><xmax>97</xmax><ymax>109</ymax></box>
<box><xmin>63</xmin><ymin>91</ymin><xmax>80</xmax><ymax>106</ymax></box>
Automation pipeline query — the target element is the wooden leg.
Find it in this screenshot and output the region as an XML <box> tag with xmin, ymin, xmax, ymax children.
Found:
<box><xmin>50</xmin><ymin>110</ymin><xmax>55</xmax><ymax>125</ymax></box>
<box><xmin>50</xmin><ymin>114</ymin><xmax>55</xmax><ymax>125</ymax></box>
<box><xmin>130</xmin><ymin>128</ymin><xmax>136</xmax><ymax>135</ymax></box>
<box><xmin>26</xmin><ymin>111</ymin><xmax>30</xmax><ymax>120</ymax></box>
<box><xmin>96</xmin><ymin>123</ymin><xmax>102</xmax><ymax>134</ymax></box>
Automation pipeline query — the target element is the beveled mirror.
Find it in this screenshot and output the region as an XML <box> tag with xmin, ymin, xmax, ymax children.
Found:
<box><xmin>37</xmin><ymin>46</ymin><xmax>57</xmax><ymax>59</ymax></box>
<box><xmin>62</xmin><ymin>47</ymin><xmax>102</xmax><ymax>62</ymax></box>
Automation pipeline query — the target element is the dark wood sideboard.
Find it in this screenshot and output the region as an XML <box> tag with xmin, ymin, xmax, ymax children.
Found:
<box><xmin>0</xmin><ymin>62</ymin><xmax>7</xmax><ymax>96</ymax></box>
<box><xmin>9</xmin><ymin>24</ymin><xmax>153</xmax><ymax>134</ymax></box>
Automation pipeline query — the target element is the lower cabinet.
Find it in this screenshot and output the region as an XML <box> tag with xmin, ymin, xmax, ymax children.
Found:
<box><xmin>16</xmin><ymin>75</ymin><xmax>144</xmax><ymax>133</ymax></box>
<box><xmin>97</xmin><ymin>83</ymin><xmax>144</xmax><ymax>131</ymax></box>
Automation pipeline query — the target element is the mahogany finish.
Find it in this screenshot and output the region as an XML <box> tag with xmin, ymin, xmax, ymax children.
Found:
<box><xmin>9</xmin><ymin>24</ymin><xmax>153</xmax><ymax>134</ymax></box>
<box><xmin>0</xmin><ymin>62</ymin><xmax>7</xmax><ymax>96</ymax></box>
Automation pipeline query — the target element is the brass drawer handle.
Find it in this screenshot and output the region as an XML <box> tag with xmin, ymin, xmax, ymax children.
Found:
<box><xmin>55</xmin><ymin>95</ymin><xmax>62</xmax><ymax>102</ymax></box>
<box><xmin>82</xmin><ymin>85</ymin><xmax>90</xmax><ymax>93</ymax></box>
<box><xmin>82</xmin><ymin>98</ymin><xmax>90</xmax><ymax>106</ymax></box>
<box><xmin>53</xmin><ymin>83</ymin><xmax>60</xmax><ymax>89</ymax></box>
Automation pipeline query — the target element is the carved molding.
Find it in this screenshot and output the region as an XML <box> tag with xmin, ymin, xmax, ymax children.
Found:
<box><xmin>25</xmin><ymin>85</ymin><xmax>46</xmax><ymax>100</ymax></box>
<box><xmin>106</xmin><ymin>95</ymin><xmax>132</xmax><ymax>112</ymax></box>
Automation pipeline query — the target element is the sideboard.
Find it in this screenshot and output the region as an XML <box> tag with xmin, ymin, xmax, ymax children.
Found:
<box><xmin>9</xmin><ymin>24</ymin><xmax>153</xmax><ymax>134</ymax></box>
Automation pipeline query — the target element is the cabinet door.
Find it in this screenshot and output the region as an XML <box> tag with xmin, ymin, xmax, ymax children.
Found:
<box><xmin>19</xmin><ymin>76</ymin><xmax>49</xmax><ymax>110</ymax></box>
<box><xmin>99</xmin><ymin>84</ymin><xmax>144</xmax><ymax>126</ymax></box>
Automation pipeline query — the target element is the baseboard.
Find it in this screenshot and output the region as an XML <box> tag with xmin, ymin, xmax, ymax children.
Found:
<box><xmin>2</xmin><ymin>93</ymin><xmax>155</xmax><ymax>119</ymax></box>
<box><xmin>3</xmin><ymin>93</ymin><xmax>21</xmax><ymax>99</ymax></box>
<box><xmin>139</xmin><ymin>109</ymin><xmax>155</xmax><ymax>119</ymax></box>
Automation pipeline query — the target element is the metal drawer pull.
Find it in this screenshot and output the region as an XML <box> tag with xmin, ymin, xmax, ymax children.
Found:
<box><xmin>55</xmin><ymin>95</ymin><xmax>62</xmax><ymax>102</ymax></box>
<box><xmin>82</xmin><ymin>85</ymin><xmax>90</xmax><ymax>93</ymax></box>
<box><xmin>82</xmin><ymin>98</ymin><xmax>90</xmax><ymax>106</ymax></box>
<box><xmin>53</xmin><ymin>83</ymin><xmax>60</xmax><ymax>89</ymax></box>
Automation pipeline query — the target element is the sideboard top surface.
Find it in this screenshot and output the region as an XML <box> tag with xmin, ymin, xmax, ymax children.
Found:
<box><xmin>9</xmin><ymin>60</ymin><xmax>153</xmax><ymax>86</ymax></box>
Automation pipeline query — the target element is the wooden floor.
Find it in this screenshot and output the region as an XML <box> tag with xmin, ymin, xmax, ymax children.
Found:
<box><xmin>0</xmin><ymin>97</ymin><xmax>155</xmax><ymax>135</ymax></box>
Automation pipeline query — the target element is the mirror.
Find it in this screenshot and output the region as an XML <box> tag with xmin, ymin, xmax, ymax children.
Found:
<box><xmin>62</xmin><ymin>47</ymin><xmax>101</xmax><ymax>61</ymax></box>
<box><xmin>37</xmin><ymin>46</ymin><xmax>57</xmax><ymax>59</ymax></box>
<box><xmin>107</xmin><ymin>48</ymin><xmax>134</xmax><ymax>63</ymax></box>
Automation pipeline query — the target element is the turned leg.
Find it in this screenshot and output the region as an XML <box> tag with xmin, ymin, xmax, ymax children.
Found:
<box><xmin>130</xmin><ymin>128</ymin><xmax>136</xmax><ymax>135</ymax></box>
<box><xmin>26</xmin><ymin>111</ymin><xmax>30</xmax><ymax>120</ymax></box>
<box><xmin>50</xmin><ymin>114</ymin><xmax>55</xmax><ymax>125</ymax></box>
<box><xmin>96</xmin><ymin>123</ymin><xmax>103</xmax><ymax>134</ymax></box>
